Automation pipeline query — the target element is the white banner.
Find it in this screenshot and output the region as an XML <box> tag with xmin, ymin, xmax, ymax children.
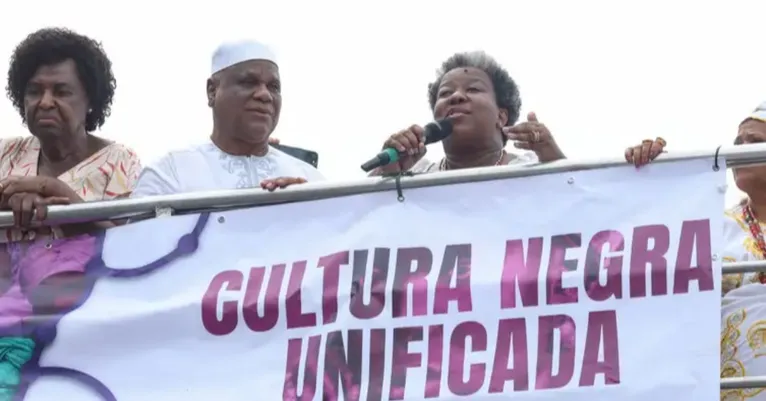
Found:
<box><xmin>18</xmin><ymin>159</ymin><xmax>723</xmax><ymax>401</ymax></box>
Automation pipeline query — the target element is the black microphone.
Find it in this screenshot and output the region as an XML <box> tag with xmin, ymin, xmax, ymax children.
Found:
<box><xmin>360</xmin><ymin>119</ymin><xmax>453</xmax><ymax>172</ymax></box>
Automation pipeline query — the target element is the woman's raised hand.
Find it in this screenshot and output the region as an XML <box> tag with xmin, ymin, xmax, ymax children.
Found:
<box><xmin>504</xmin><ymin>112</ymin><xmax>565</xmax><ymax>162</ymax></box>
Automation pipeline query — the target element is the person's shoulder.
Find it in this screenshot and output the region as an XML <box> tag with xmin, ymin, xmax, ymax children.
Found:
<box><xmin>269</xmin><ymin>145</ymin><xmax>303</xmax><ymax>161</ymax></box>
<box><xmin>269</xmin><ymin>146</ymin><xmax>323</xmax><ymax>175</ymax></box>
<box><xmin>0</xmin><ymin>135</ymin><xmax>33</xmax><ymax>146</ymax></box>
<box><xmin>269</xmin><ymin>146</ymin><xmax>324</xmax><ymax>181</ymax></box>
<box><xmin>0</xmin><ymin>136</ymin><xmax>36</xmax><ymax>155</ymax></box>
<box><xmin>721</xmin><ymin>201</ymin><xmax>756</xmax><ymax>268</ymax></box>
<box><xmin>148</xmin><ymin>141</ymin><xmax>214</xmax><ymax>168</ymax></box>
<box><xmin>101</xmin><ymin>141</ymin><xmax>140</xmax><ymax>164</ymax></box>
<box><xmin>723</xmin><ymin>202</ymin><xmax>750</xmax><ymax>243</ymax></box>
<box><xmin>163</xmin><ymin>141</ymin><xmax>215</xmax><ymax>158</ymax></box>
<box><xmin>0</xmin><ymin>136</ymin><xmax>37</xmax><ymax>175</ymax></box>
<box><xmin>131</xmin><ymin>143</ymin><xmax>209</xmax><ymax>198</ymax></box>
<box><xmin>724</xmin><ymin>202</ymin><xmax>746</xmax><ymax>227</ymax></box>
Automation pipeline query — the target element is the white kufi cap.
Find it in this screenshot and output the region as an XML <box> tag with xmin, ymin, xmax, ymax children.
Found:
<box><xmin>210</xmin><ymin>39</ymin><xmax>278</xmax><ymax>75</ymax></box>
<box><xmin>745</xmin><ymin>101</ymin><xmax>766</xmax><ymax>124</ymax></box>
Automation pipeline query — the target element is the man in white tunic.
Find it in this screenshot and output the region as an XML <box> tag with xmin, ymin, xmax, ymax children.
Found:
<box><xmin>131</xmin><ymin>39</ymin><xmax>323</xmax><ymax>197</ymax></box>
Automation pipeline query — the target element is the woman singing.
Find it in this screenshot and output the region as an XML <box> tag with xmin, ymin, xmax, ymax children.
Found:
<box><xmin>371</xmin><ymin>51</ymin><xmax>661</xmax><ymax>174</ymax></box>
<box><xmin>286</xmin><ymin>50</ymin><xmax>662</xmax><ymax>400</ymax></box>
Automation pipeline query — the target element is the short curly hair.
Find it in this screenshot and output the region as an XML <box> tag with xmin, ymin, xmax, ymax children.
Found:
<box><xmin>5</xmin><ymin>27</ymin><xmax>116</xmax><ymax>132</ymax></box>
<box><xmin>427</xmin><ymin>51</ymin><xmax>521</xmax><ymax>127</ymax></box>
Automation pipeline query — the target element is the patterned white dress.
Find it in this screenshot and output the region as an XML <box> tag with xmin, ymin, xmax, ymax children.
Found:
<box><xmin>721</xmin><ymin>203</ymin><xmax>766</xmax><ymax>401</ymax></box>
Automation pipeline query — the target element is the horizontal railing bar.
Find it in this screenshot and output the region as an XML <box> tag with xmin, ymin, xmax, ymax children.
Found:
<box><xmin>722</xmin><ymin>376</ymin><xmax>766</xmax><ymax>389</ymax></box>
<box><xmin>722</xmin><ymin>260</ymin><xmax>766</xmax><ymax>274</ymax></box>
<box><xmin>0</xmin><ymin>143</ymin><xmax>762</xmax><ymax>228</ymax></box>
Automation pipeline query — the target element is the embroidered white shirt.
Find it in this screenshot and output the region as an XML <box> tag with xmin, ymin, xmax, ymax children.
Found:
<box><xmin>131</xmin><ymin>140</ymin><xmax>324</xmax><ymax>197</ymax></box>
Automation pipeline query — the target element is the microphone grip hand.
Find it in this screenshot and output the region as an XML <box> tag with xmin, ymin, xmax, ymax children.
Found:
<box><xmin>369</xmin><ymin>125</ymin><xmax>426</xmax><ymax>176</ymax></box>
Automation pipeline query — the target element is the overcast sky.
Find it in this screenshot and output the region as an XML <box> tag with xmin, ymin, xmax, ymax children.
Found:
<box><xmin>1</xmin><ymin>1</ymin><xmax>763</xmax><ymax>206</ymax></box>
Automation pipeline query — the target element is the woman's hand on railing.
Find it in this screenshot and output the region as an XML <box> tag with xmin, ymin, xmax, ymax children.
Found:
<box><xmin>624</xmin><ymin>137</ymin><xmax>667</xmax><ymax>168</ymax></box>
<box><xmin>0</xmin><ymin>176</ymin><xmax>81</xmax><ymax>228</ymax></box>
<box><xmin>0</xmin><ymin>176</ymin><xmax>80</xmax><ymax>204</ymax></box>
<box><xmin>3</xmin><ymin>193</ymin><xmax>71</xmax><ymax>227</ymax></box>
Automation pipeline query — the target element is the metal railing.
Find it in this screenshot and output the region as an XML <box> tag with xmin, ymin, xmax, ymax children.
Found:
<box><xmin>2</xmin><ymin>143</ymin><xmax>766</xmax><ymax>389</ymax></box>
<box><xmin>1</xmin><ymin>142</ymin><xmax>764</xmax><ymax>227</ymax></box>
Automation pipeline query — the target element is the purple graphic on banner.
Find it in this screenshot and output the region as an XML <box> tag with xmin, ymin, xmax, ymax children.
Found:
<box><xmin>0</xmin><ymin>215</ymin><xmax>716</xmax><ymax>400</ymax></box>
<box><xmin>3</xmin><ymin>213</ymin><xmax>210</xmax><ymax>401</ymax></box>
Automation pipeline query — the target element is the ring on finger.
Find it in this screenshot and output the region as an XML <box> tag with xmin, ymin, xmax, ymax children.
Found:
<box><xmin>532</xmin><ymin>131</ymin><xmax>541</xmax><ymax>143</ymax></box>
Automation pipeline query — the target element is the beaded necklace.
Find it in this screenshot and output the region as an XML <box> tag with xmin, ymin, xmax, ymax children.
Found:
<box><xmin>742</xmin><ymin>203</ymin><xmax>766</xmax><ymax>284</ymax></box>
<box><xmin>439</xmin><ymin>150</ymin><xmax>505</xmax><ymax>171</ymax></box>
